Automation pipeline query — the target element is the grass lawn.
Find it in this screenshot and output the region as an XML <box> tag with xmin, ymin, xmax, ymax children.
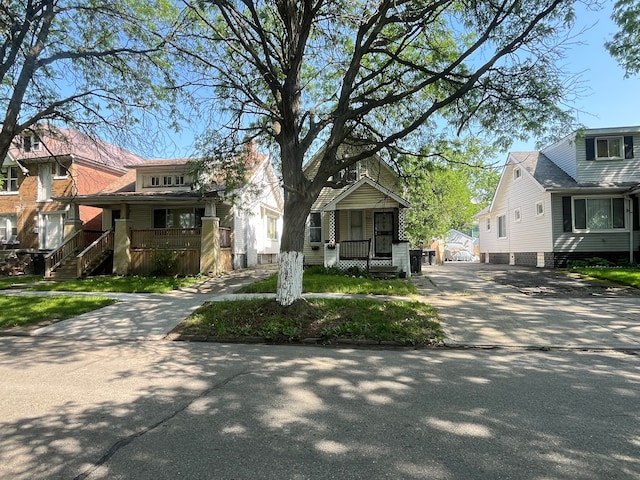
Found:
<box><xmin>0</xmin><ymin>295</ymin><xmax>116</xmax><ymax>330</ymax></box>
<box><xmin>0</xmin><ymin>275</ymin><xmax>41</xmax><ymax>290</ymax></box>
<box><xmin>5</xmin><ymin>275</ymin><xmax>204</xmax><ymax>293</ymax></box>
<box><xmin>240</xmin><ymin>271</ymin><xmax>417</xmax><ymax>295</ymax></box>
<box><xmin>172</xmin><ymin>297</ymin><xmax>442</xmax><ymax>346</ymax></box>
<box><xmin>571</xmin><ymin>267</ymin><xmax>640</xmax><ymax>289</ymax></box>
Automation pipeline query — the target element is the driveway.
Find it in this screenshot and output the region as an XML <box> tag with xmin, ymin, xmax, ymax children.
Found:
<box><xmin>415</xmin><ymin>263</ymin><xmax>640</xmax><ymax>350</ymax></box>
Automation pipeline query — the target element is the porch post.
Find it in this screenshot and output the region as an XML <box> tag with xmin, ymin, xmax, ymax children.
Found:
<box><xmin>63</xmin><ymin>203</ymin><xmax>82</xmax><ymax>239</ymax></box>
<box><xmin>200</xmin><ymin>216</ymin><xmax>220</xmax><ymax>275</ymax></box>
<box><xmin>113</xmin><ymin>218</ymin><xmax>132</xmax><ymax>275</ymax></box>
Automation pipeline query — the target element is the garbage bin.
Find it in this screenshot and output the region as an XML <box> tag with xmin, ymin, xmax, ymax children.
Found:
<box><xmin>425</xmin><ymin>249</ymin><xmax>436</xmax><ymax>265</ymax></box>
<box><xmin>31</xmin><ymin>253</ymin><xmax>45</xmax><ymax>275</ymax></box>
<box><xmin>409</xmin><ymin>249</ymin><xmax>422</xmax><ymax>273</ymax></box>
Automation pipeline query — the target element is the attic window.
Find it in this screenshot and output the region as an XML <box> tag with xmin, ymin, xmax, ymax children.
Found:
<box><xmin>22</xmin><ymin>134</ymin><xmax>41</xmax><ymax>152</ymax></box>
<box><xmin>586</xmin><ymin>136</ymin><xmax>633</xmax><ymax>160</ymax></box>
<box><xmin>513</xmin><ymin>167</ymin><xmax>521</xmax><ymax>180</ymax></box>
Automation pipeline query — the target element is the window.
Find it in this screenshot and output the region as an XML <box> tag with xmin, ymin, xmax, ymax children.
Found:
<box><xmin>151</xmin><ymin>176</ymin><xmax>160</xmax><ymax>186</ymax></box>
<box><xmin>514</xmin><ymin>208</ymin><xmax>521</xmax><ymax>222</ymax></box>
<box><xmin>513</xmin><ymin>167</ymin><xmax>521</xmax><ymax>180</ymax></box>
<box><xmin>573</xmin><ymin>197</ymin><xmax>626</xmax><ymax>231</ymax></box>
<box><xmin>486</xmin><ymin>218</ymin><xmax>491</xmax><ymax>231</ymax></box>
<box><xmin>22</xmin><ymin>134</ymin><xmax>41</xmax><ymax>152</ymax></box>
<box><xmin>174</xmin><ymin>175</ymin><xmax>186</xmax><ymax>186</ymax></box>
<box><xmin>37</xmin><ymin>164</ymin><xmax>51</xmax><ymax>201</ymax></box>
<box><xmin>596</xmin><ymin>137</ymin><xmax>623</xmax><ymax>159</ymax></box>
<box><xmin>267</xmin><ymin>216</ymin><xmax>277</xmax><ymax>240</ymax></box>
<box><xmin>497</xmin><ymin>214</ymin><xmax>507</xmax><ymax>238</ymax></box>
<box><xmin>0</xmin><ymin>215</ymin><xmax>17</xmax><ymax>242</ymax></box>
<box><xmin>309</xmin><ymin>212</ymin><xmax>321</xmax><ymax>243</ymax></box>
<box><xmin>53</xmin><ymin>162</ymin><xmax>69</xmax><ymax>178</ymax></box>
<box><xmin>536</xmin><ymin>201</ymin><xmax>544</xmax><ymax>216</ymax></box>
<box><xmin>153</xmin><ymin>208</ymin><xmax>204</xmax><ymax>228</ymax></box>
<box><xmin>1</xmin><ymin>166</ymin><xmax>19</xmax><ymax>192</ymax></box>
<box><xmin>333</xmin><ymin>163</ymin><xmax>358</xmax><ymax>183</ymax></box>
<box><xmin>163</xmin><ymin>176</ymin><xmax>173</xmax><ymax>186</ymax></box>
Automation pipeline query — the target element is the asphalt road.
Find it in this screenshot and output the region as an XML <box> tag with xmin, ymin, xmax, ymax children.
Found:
<box><xmin>1</xmin><ymin>337</ymin><xmax>639</xmax><ymax>480</ymax></box>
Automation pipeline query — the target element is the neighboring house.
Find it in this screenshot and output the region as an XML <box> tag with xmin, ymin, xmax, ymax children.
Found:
<box><xmin>476</xmin><ymin>126</ymin><xmax>640</xmax><ymax>267</ymax></box>
<box><xmin>0</xmin><ymin>125</ymin><xmax>144</xmax><ymax>253</ymax></box>
<box><xmin>303</xmin><ymin>147</ymin><xmax>412</xmax><ymax>277</ymax></box>
<box><xmin>65</xmin><ymin>148</ymin><xmax>283</xmax><ymax>277</ymax></box>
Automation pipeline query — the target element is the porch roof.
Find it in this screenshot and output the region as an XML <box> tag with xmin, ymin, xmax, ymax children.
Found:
<box><xmin>56</xmin><ymin>189</ymin><xmax>222</xmax><ymax>208</ymax></box>
<box><xmin>319</xmin><ymin>177</ymin><xmax>410</xmax><ymax>211</ymax></box>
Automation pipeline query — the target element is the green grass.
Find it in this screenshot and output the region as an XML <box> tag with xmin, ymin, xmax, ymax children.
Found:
<box><xmin>0</xmin><ymin>295</ymin><xmax>116</xmax><ymax>329</ymax></box>
<box><xmin>0</xmin><ymin>275</ymin><xmax>42</xmax><ymax>290</ymax></box>
<box><xmin>240</xmin><ymin>272</ymin><xmax>417</xmax><ymax>296</ymax></box>
<box><xmin>23</xmin><ymin>275</ymin><xmax>203</xmax><ymax>293</ymax></box>
<box><xmin>571</xmin><ymin>267</ymin><xmax>640</xmax><ymax>289</ymax></box>
<box><xmin>173</xmin><ymin>297</ymin><xmax>443</xmax><ymax>346</ymax></box>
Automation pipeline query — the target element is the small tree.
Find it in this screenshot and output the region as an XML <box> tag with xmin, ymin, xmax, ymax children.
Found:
<box><xmin>178</xmin><ymin>0</ymin><xmax>589</xmax><ymax>306</ymax></box>
<box><xmin>0</xmin><ymin>0</ymin><xmax>180</xmax><ymax>161</ymax></box>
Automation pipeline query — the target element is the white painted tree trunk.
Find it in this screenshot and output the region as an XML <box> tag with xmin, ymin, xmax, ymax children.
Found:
<box><xmin>276</xmin><ymin>250</ymin><xmax>304</xmax><ymax>306</ymax></box>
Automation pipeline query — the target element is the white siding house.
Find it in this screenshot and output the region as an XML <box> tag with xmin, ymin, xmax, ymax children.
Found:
<box><xmin>477</xmin><ymin>126</ymin><xmax>640</xmax><ymax>267</ymax></box>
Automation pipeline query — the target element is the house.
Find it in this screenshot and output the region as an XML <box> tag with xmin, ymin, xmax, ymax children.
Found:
<box><xmin>0</xmin><ymin>125</ymin><xmax>144</xmax><ymax>260</ymax></box>
<box><xmin>61</xmin><ymin>147</ymin><xmax>283</xmax><ymax>278</ymax></box>
<box><xmin>302</xmin><ymin>147</ymin><xmax>412</xmax><ymax>277</ymax></box>
<box><xmin>476</xmin><ymin>126</ymin><xmax>640</xmax><ymax>267</ymax></box>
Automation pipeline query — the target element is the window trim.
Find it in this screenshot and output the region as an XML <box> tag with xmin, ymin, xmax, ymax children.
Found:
<box><xmin>53</xmin><ymin>162</ymin><xmax>69</xmax><ymax>179</ymax></box>
<box><xmin>497</xmin><ymin>214</ymin><xmax>507</xmax><ymax>239</ymax></box>
<box><xmin>266</xmin><ymin>215</ymin><xmax>278</xmax><ymax>241</ymax></box>
<box><xmin>595</xmin><ymin>136</ymin><xmax>624</xmax><ymax>160</ymax></box>
<box><xmin>22</xmin><ymin>134</ymin><xmax>41</xmax><ymax>152</ymax></box>
<box><xmin>514</xmin><ymin>208</ymin><xmax>521</xmax><ymax>223</ymax></box>
<box><xmin>572</xmin><ymin>196</ymin><xmax>627</xmax><ymax>232</ymax></box>
<box><xmin>1</xmin><ymin>165</ymin><xmax>19</xmax><ymax>193</ymax></box>
<box><xmin>535</xmin><ymin>201</ymin><xmax>544</xmax><ymax>217</ymax></box>
<box><xmin>486</xmin><ymin>218</ymin><xmax>491</xmax><ymax>232</ymax></box>
<box><xmin>513</xmin><ymin>167</ymin><xmax>521</xmax><ymax>181</ymax></box>
<box><xmin>309</xmin><ymin>212</ymin><xmax>322</xmax><ymax>244</ymax></box>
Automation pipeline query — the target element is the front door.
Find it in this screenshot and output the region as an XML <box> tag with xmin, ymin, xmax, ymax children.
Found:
<box><xmin>40</xmin><ymin>212</ymin><xmax>65</xmax><ymax>250</ymax></box>
<box><xmin>374</xmin><ymin>212</ymin><xmax>393</xmax><ymax>257</ymax></box>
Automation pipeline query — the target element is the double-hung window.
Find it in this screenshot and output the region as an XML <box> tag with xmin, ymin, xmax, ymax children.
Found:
<box><xmin>309</xmin><ymin>212</ymin><xmax>322</xmax><ymax>243</ymax></box>
<box><xmin>573</xmin><ymin>197</ymin><xmax>626</xmax><ymax>231</ymax></box>
<box><xmin>497</xmin><ymin>214</ymin><xmax>507</xmax><ymax>238</ymax></box>
<box><xmin>1</xmin><ymin>166</ymin><xmax>19</xmax><ymax>192</ymax></box>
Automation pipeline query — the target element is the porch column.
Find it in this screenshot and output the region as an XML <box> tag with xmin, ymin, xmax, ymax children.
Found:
<box><xmin>63</xmin><ymin>203</ymin><xmax>82</xmax><ymax>239</ymax></box>
<box><xmin>329</xmin><ymin>211</ymin><xmax>336</xmax><ymax>243</ymax></box>
<box><xmin>113</xmin><ymin>218</ymin><xmax>132</xmax><ymax>275</ymax></box>
<box><xmin>200</xmin><ymin>216</ymin><xmax>220</xmax><ymax>275</ymax></box>
<box><xmin>398</xmin><ymin>208</ymin><xmax>407</xmax><ymax>241</ymax></box>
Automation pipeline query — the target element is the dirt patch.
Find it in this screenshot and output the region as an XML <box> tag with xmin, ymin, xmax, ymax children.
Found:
<box><xmin>480</xmin><ymin>268</ymin><xmax>640</xmax><ymax>297</ymax></box>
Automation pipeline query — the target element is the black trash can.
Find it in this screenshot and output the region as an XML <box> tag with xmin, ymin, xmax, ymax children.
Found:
<box><xmin>31</xmin><ymin>253</ymin><xmax>45</xmax><ymax>275</ymax></box>
<box><xmin>409</xmin><ymin>249</ymin><xmax>422</xmax><ymax>273</ymax></box>
<box><xmin>425</xmin><ymin>249</ymin><xmax>436</xmax><ymax>265</ymax></box>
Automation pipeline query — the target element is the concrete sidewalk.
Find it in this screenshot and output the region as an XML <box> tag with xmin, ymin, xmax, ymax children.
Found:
<box><xmin>416</xmin><ymin>263</ymin><xmax>640</xmax><ymax>350</ymax></box>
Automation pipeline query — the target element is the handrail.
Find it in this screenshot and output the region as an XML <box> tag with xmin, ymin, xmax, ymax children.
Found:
<box><xmin>44</xmin><ymin>230</ymin><xmax>83</xmax><ymax>277</ymax></box>
<box><xmin>339</xmin><ymin>239</ymin><xmax>371</xmax><ymax>260</ymax></box>
<box><xmin>76</xmin><ymin>230</ymin><xmax>113</xmax><ymax>278</ymax></box>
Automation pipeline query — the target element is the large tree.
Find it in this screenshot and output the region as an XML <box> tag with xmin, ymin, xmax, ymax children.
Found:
<box><xmin>607</xmin><ymin>0</ymin><xmax>640</xmax><ymax>75</ymax></box>
<box><xmin>0</xmin><ymin>0</ymin><xmax>179</xmax><ymax>160</ymax></box>
<box><xmin>179</xmin><ymin>0</ymin><xmax>589</xmax><ymax>306</ymax></box>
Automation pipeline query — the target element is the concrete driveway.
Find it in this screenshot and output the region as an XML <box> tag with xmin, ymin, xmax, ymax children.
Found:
<box><xmin>415</xmin><ymin>263</ymin><xmax>640</xmax><ymax>350</ymax></box>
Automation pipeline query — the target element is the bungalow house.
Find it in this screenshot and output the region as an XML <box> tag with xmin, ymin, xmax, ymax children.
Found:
<box><xmin>476</xmin><ymin>126</ymin><xmax>640</xmax><ymax>267</ymax></box>
<box><xmin>0</xmin><ymin>125</ymin><xmax>144</xmax><ymax>273</ymax></box>
<box><xmin>56</xmin><ymin>148</ymin><xmax>283</xmax><ymax>278</ymax></box>
<box><xmin>303</xmin><ymin>148</ymin><xmax>412</xmax><ymax>277</ymax></box>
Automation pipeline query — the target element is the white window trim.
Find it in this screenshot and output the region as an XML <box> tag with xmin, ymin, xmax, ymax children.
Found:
<box><xmin>53</xmin><ymin>162</ymin><xmax>69</xmax><ymax>179</ymax></box>
<box><xmin>595</xmin><ymin>136</ymin><xmax>624</xmax><ymax>160</ymax></box>
<box><xmin>486</xmin><ymin>218</ymin><xmax>491</xmax><ymax>232</ymax></box>
<box><xmin>266</xmin><ymin>215</ymin><xmax>278</xmax><ymax>241</ymax></box>
<box><xmin>1</xmin><ymin>165</ymin><xmax>19</xmax><ymax>194</ymax></box>
<box><xmin>309</xmin><ymin>212</ymin><xmax>322</xmax><ymax>244</ymax></box>
<box><xmin>514</xmin><ymin>208</ymin><xmax>521</xmax><ymax>223</ymax></box>
<box><xmin>572</xmin><ymin>196</ymin><xmax>628</xmax><ymax>233</ymax></box>
<box><xmin>513</xmin><ymin>167</ymin><xmax>521</xmax><ymax>180</ymax></box>
<box><xmin>497</xmin><ymin>214</ymin><xmax>507</xmax><ymax>239</ymax></box>
<box><xmin>535</xmin><ymin>201</ymin><xmax>544</xmax><ymax>217</ymax></box>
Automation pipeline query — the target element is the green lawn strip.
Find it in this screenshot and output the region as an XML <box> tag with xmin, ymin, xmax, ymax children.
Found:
<box><xmin>240</xmin><ymin>272</ymin><xmax>417</xmax><ymax>296</ymax></box>
<box><xmin>0</xmin><ymin>275</ymin><xmax>41</xmax><ymax>290</ymax></box>
<box><xmin>0</xmin><ymin>295</ymin><xmax>116</xmax><ymax>329</ymax></box>
<box><xmin>25</xmin><ymin>275</ymin><xmax>203</xmax><ymax>293</ymax></box>
<box><xmin>571</xmin><ymin>267</ymin><xmax>640</xmax><ymax>289</ymax></box>
<box><xmin>173</xmin><ymin>297</ymin><xmax>443</xmax><ymax>346</ymax></box>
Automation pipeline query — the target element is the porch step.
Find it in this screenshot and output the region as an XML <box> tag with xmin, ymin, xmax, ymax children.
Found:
<box><xmin>47</xmin><ymin>259</ymin><xmax>79</xmax><ymax>281</ymax></box>
<box><xmin>369</xmin><ymin>265</ymin><xmax>400</xmax><ymax>279</ymax></box>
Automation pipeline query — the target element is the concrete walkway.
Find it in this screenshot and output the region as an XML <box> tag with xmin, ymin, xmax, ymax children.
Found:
<box><xmin>417</xmin><ymin>262</ymin><xmax>640</xmax><ymax>350</ymax></box>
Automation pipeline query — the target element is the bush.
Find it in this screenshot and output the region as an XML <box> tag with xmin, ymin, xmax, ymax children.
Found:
<box><xmin>150</xmin><ymin>249</ymin><xmax>184</xmax><ymax>276</ymax></box>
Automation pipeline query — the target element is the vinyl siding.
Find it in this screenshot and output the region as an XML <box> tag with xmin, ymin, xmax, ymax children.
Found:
<box><xmin>541</xmin><ymin>134</ymin><xmax>577</xmax><ymax>179</ymax></box>
<box><xmin>576</xmin><ymin>134</ymin><xmax>640</xmax><ymax>184</ymax></box>
<box><xmin>479</xmin><ymin>161</ymin><xmax>551</xmax><ymax>254</ymax></box>
<box><xmin>551</xmin><ymin>193</ymin><xmax>631</xmax><ymax>253</ymax></box>
<box><xmin>336</xmin><ymin>183</ymin><xmax>400</xmax><ymax>210</ymax></box>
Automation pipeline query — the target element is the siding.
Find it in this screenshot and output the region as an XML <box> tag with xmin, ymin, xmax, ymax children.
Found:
<box><xmin>541</xmin><ymin>134</ymin><xmax>577</xmax><ymax>179</ymax></box>
<box><xmin>336</xmin><ymin>183</ymin><xmax>400</xmax><ymax>210</ymax></box>
<box><xmin>576</xmin><ymin>134</ymin><xmax>640</xmax><ymax>184</ymax></box>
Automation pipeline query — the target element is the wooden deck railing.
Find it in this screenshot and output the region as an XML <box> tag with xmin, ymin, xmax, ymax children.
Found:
<box><xmin>76</xmin><ymin>230</ymin><xmax>113</xmax><ymax>277</ymax></box>
<box><xmin>44</xmin><ymin>230</ymin><xmax>83</xmax><ymax>277</ymax></box>
<box><xmin>131</xmin><ymin>228</ymin><xmax>202</xmax><ymax>249</ymax></box>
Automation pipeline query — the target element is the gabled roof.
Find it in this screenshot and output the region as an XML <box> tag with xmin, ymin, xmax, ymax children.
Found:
<box><xmin>319</xmin><ymin>177</ymin><xmax>410</xmax><ymax>211</ymax></box>
<box><xmin>510</xmin><ymin>151</ymin><xmax>578</xmax><ymax>190</ymax></box>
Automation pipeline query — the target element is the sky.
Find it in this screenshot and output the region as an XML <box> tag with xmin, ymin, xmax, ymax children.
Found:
<box><xmin>158</xmin><ymin>2</ymin><xmax>639</xmax><ymax>160</ymax></box>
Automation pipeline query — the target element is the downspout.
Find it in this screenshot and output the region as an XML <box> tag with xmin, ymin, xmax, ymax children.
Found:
<box><xmin>630</xmin><ymin>196</ymin><xmax>635</xmax><ymax>264</ymax></box>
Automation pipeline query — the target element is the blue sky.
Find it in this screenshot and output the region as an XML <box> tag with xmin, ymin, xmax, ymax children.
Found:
<box><xmin>159</xmin><ymin>3</ymin><xmax>638</xmax><ymax>160</ymax></box>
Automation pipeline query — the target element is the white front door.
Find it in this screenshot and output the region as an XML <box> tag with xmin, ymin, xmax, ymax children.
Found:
<box><xmin>40</xmin><ymin>212</ymin><xmax>65</xmax><ymax>250</ymax></box>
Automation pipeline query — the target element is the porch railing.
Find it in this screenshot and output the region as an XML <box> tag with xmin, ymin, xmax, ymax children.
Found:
<box><xmin>44</xmin><ymin>230</ymin><xmax>83</xmax><ymax>277</ymax></box>
<box><xmin>131</xmin><ymin>228</ymin><xmax>202</xmax><ymax>249</ymax></box>
<box><xmin>339</xmin><ymin>239</ymin><xmax>371</xmax><ymax>260</ymax></box>
<box><xmin>76</xmin><ymin>230</ymin><xmax>114</xmax><ymax>278</ymax></box>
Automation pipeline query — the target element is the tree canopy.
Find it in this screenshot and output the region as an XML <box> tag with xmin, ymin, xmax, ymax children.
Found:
<box><xmin>607</xmin><ymin>0</ymin><xmax>640</xmax><ymax>76</ymax></box>
<box><xmin>0</xmin><ymin>0</ymin><xmax>180</xmax><ymax>160</ymax></box>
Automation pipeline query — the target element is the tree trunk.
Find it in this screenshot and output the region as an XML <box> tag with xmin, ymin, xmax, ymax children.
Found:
<box><xmin>276</xmin><ymin>187</ymin><xmax>313</xmax><ymax>306</ymax></box>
